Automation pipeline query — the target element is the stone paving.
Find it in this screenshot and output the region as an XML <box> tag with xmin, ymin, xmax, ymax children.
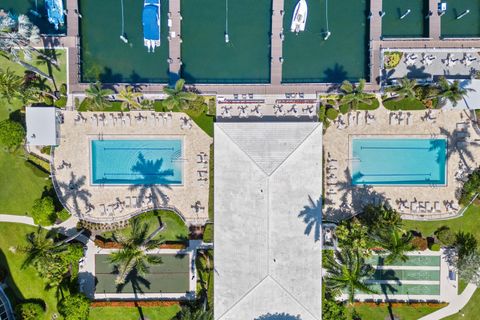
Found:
<box><xmin>323</xmin><ymin>104</ymin><xmax>480</xmax><ymax>222</ymax></box>
<box><xmin>383</xmin><ymin>48</ymin><xmax>480</xmax><ymax>82</ymax></box>
<box><xmin>52</xmin><ymin>111</ymin><xmax>212</xmax><ymax>225</ymax></box>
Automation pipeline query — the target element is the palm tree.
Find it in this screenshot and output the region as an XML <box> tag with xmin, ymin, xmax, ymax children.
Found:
<box><xmin>109</xmin><ymin>219</ymin><xmax>164</xmax><ymax>285</ymax></box>
<box><xmin>392</xmin><ymin>77</ymin><xmax>417</xmax><ymax>100</ymax></box>
<box><xmin>84</xmin><ymin>81</ymin><xmax>113</xmax><ymax>110</ymax></box>
<box><xmin>372</xmin><ymin>229</ymin><xmax>414</xmax><ymax>264</ymax></box>
<box><xmin>324</xmin><ymin>248</ymin><xmax>376</xmax><ymax>304</ymax></box>
<box><xmin>18</xmin><ymin>226</ymin><xmax>67</xmax><ymax>269</ymax></box>
<box><xmin>339</xmin><ymin>79</ymin><xmax>373</xmax><ymax>111</ymax></box>
<box><xmin>435</xmin><ymin>77</ymin><xmax>471</xmax><ymax>107</ymax></box>
<box><xmin>118</xmin><ymin>86</ymin><xmax>143</xmax><ymax>110</ymax></box>
<box><xmin>162</xmin><ymin>79</ymin><xmax>197</xmax><ymax>111</ymax></box>
<box><xmin>0</xmin><ymin>68</ymin><xmax>23</xmax><ymax>101</ymax></box>
<box><xmin>0</xmin><ymin>14</ymin><xmax>57</xmax><ymax>79</ymax></box>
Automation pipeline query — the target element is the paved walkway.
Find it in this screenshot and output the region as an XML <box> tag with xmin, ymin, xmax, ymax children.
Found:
<box><xmin>0</xmin><ymin>214</ymin><xmax>89</xmax><ymax>244</ymax></box>
<box><xmin>419</xmin><ymin>284</ymin><xmax>477</xmax><ymax>320</ymax></box>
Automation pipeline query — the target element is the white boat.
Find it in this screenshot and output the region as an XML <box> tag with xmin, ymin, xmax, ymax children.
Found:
<box><xmin>143</xmin><ymin>0</ymin><xmax>161</xmax><ymax>53</ymax></box>
<box><xmin>291</xmin><ymin>0</ymin><xmax>308</xmax><ymax>33</ymax></box>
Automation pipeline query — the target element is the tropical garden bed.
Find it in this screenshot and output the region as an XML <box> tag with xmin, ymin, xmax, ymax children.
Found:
<box><xmin>97</xmin><ymin>210</ymin><xmax>188</xmax><ymax>243</ymax></box>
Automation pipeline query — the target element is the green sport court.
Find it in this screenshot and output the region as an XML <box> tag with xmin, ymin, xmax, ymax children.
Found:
<box><xmin>441</xmin><ymin>0</ymin><xmax>480</xmax><ymax>37</ymax></box>
<box><xmin>282</xmin><ymin>0</ymin><xmax>369</xmax><ymax>83</ymax></box>
<box><xmin>360</xmin><ymin>254</ymin><xmax>442</xmax><ymax>296</ymax></box>
<box><xmin>180</xmin><ymin>0</ymin><xmax>272</xmax><ymax>84</ymax></box>
<box><xmin>95</xmin><ymin>254</ymin><xmax>190</xmax><ymax>294</ymax></box>
<box><xmin>381</xmin><ymin>0</ymin><xmax>429</xmax><ymax>38</ymax></box>
<box><xmin>79</xmin><ymin>0</ymin><xmax>170</xmax><ymax>83</ymax></box>
<box><xmin>0</xmin><ymin>0</ymin><xmax>67</xmax><ymax>35</ymax></box>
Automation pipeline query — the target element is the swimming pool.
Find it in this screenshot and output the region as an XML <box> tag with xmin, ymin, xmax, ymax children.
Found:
<box><xmin>91</xmin><ymin>139</ymin><xmax>183</xmax><ymax>185</ymax></box>
<box><xmin>351</xmin><ymin>138</ymin><xmax>447</xmax><ymax>186</ymax></box>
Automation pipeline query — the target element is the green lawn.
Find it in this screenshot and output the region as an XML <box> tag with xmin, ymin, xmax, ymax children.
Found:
<box><xmin>383</xmin><ymin>98</ymin><xmax>426</xmax><ymax>111</ymax></box>
<box><xmin>403</xmin><ymin>204</ymin><xmax>480</xmax><ymax>239</ymax></box>
<box><xmin>444</xmin><ymin>289</ymin><xmax>480</xmax><ymax>320</ymax></box>
<box><xmin>0</xmin><ymin>49</ymin><xmax>67</xmax><ymax>87</ymax></box>
<box><xmin>0</xmin><ymin>223</ymin><xmax>59</xmax><ymax>319</ymax></box>
<box><xmin>88</xmin><ymin>305</ymin><xmax>181</xmax><ymax>320</ymax></box>
<box><xmin>354</xmin><ymin>303</ymin><xmax>444</xmax><ymax>320</ymax></box>
<box><xmin>0</xmin><ymin>149</ymin><xmax>50</xmax><ymax>215</ymax></box>
<box><xmin>100</xmin><ymin>210</ymin><xmax>188</xmax><ymax>243</ymax></box>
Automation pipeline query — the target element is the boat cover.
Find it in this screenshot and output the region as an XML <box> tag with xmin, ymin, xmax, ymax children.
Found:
<box><xmin>143</xmin><ymin>0</ymin><xmax>160</xmax><ymax>41</ymax></box>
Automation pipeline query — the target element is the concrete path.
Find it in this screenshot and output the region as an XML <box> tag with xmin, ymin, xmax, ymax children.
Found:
<box><xmin>419</xmin><ymin>284</ymin><xmax>477</xmax><ymax>320</ymax></box>
<box><xmin>0</xmin><ymin>214</ymin><xmax>89</xmax><ymax>244</ymax></box>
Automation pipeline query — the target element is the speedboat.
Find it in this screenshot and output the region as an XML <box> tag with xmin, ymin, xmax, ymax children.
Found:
<box><xmin>45</xmin><ymin>0</ymin><xmax>64</xmax><ymax>30</ymax></box>
<box><xmin>143</xmin><ymin>0</ymin><xmax>161</xmax><ymax>53</ymax></box>
<box><xmin>290</xmin><ymin>0</ymin><xmax>308</xmax><ymax>33</ymax></box>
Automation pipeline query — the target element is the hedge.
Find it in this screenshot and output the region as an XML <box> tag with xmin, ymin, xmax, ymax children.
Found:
<box><xmin>27</xmin><ymin>154</ymin><xmax>51</xmax><ymax>173</ymax></box>
<box><xmin>203</xmin><ymin>224</ymin><xmax>213</xmax><ymax>243</ymax></box>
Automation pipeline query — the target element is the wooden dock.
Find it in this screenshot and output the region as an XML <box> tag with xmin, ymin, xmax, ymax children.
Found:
<box><xmin>168</xmin><ymin>0</ymin><xmax>182</xmax><ymax>81</ymax></box>
<box><xmin>270</xmin><ymin>0</ymin><xmax>284</xmax><ymax>85</ymax></box>
<box><xmin>429</xmin><ymin>0</ymin><xmax>441</xmax><ymax>40</ymax></box>
<box><xmin>61</xmin><ymin>0</ymin><xmax>480</xmax><ymax>98</ymax></box>
<box><xmin>369</xmin><ymin>0</ymin><xmax>382</xmax><ymax>41</ymax></box>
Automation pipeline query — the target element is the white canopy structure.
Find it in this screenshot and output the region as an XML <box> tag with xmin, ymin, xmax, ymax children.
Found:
<box><xmin>214</xmin><ymin>122</ymin><xmax>323</xmax><ymax>320</ymax></box>
<box><xmin>26</xmin><ymin>106</ymin><xmax>58</xmax><ymax>146</ymax></box>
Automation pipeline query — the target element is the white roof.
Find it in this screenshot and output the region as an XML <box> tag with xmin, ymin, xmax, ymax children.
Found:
<box><xmin>443</xmin><ymin>79</ymin><xmax>480</xmax><ymax>110</ymax></box>
<box><xmin>26</xmin><ymin>107</ymin><xmax>57</xmax><ymax>146</ymax></box>
<box><xmin>214</xmin><ymin>122</ymin><xmax>323</xmax><ymax>320</ymax></box>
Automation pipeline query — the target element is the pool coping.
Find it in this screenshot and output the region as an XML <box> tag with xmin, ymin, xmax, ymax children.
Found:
<box><xmin>348</xmin><ymin>134</ymin><xmax>448</xmax><ymax>187</ymax></box>
<box><xmin>88</xmin><ymin>134</ymin><xmax>186</xmax><ymax>187</ymax></box>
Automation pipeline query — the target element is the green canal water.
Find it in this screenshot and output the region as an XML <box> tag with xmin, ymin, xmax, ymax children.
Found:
<box><xmin>79</xmin><ymin>0</ymin><xmax>169</xmax><ymax>83</ymax></box>
<box><xmin>441</xmin><ymin>0</ymin><xmax>480</xmax><ymax>37</ymax></box>
<box><xmin>282</xmin><ymin>0</ymin><xmax>369</xmax><ymax>83</ymax></box>
<box><xmin>180</xmin><ymin>0</ymin><xmax>272</xmax><ymax>84</ymax></box>
<box><xmin>0</xmin><ymin>0</ymin><xmax>66</xmax><ymax>35</ymax></box>
<box><xmin>382</xmin><ymin>0</ymin><xmax>429</xmax><ymax>38</ymax></box>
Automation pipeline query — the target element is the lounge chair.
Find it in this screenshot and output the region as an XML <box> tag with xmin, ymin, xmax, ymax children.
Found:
<box><xmin>434</xmin><ymin>201</ymin><xmax>441</xmax><ymax>212</ymax></box>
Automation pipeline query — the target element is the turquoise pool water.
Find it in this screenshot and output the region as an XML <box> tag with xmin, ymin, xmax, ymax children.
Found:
<box><xmin>91</xmin><ymin>139</ymin><xmax>182</xmax><ymax>185</ymax></box>
<box><xmin>352</xmin><ymin>138</ymin><xmax>447</xmax><ymax>186</ymax></box>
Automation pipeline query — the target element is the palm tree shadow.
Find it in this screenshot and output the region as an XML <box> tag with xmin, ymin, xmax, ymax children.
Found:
<box><xmin>323</xmin><ymin>63</ymin><xmax>348</xmax><ymax>83</ymax></box>
<box><xmin>378</xmin><ymin>268</ymin><xmax>401</xmax><ymax>320</ymax></box>
<box><xmin>56</xmin><ymin>172</ymin><xmax>93</xmax><ymax>215</ymax></box>
<box><xmin>298</xmin><ymin>195</ymin><xmax>322</xmax><ymax>242</ymax></box>
<box><xmin>114</xmin><ymin>268</ymin><xmax>151</xmax><ymax>294</ymax></box>
<box><xmin>439</xmin><ymin>126</ymin><xmax>478</xmax><ymax>172</ymax></box>
<box><xmin>128</xmin><ymin>153</ymin><xmax>174</xmax><ymax>209</ymax></box>
<box><xmin>406</xmin><ymin>65</ymin><xmax>432</xmax><ymax>80</ymax></box>
<box><xmin>324</xmin><ymin>167</ymin><xmax>387</xmax><ymax>222</ymax></box>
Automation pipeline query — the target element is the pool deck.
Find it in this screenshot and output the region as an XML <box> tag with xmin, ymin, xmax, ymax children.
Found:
<box><xmin>323</xmin><ymin>104</ymin><xmax>480</xmax><ymax>222</ymax></box>
<box><xmin>52</xmin><ymin>111</ymin><xmax>212</xmax><ymax>225</ymax></box>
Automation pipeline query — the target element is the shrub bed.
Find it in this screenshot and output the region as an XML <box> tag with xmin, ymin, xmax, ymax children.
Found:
<box><xmin>459</xmin><ymin>168</ymin><xmax>480</xmax><ymax>206</ymax></box>
<box><xmin>203</xmin><ymin>223</ymin><xmax>213</xmax><ymax>243</ymax></box>
<box><xmin>384</xmin><ymin>52</ymin><xmax>403</xmax><ymax>69</ymax></box>
<box><xmin>91</xmin><ymin>301</ymin><xmax>180</xmax><ymax>308</ymax></box>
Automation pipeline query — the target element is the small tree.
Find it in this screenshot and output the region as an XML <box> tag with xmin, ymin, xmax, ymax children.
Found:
<box><xmin>15</xmin><ymin>302</ymin><xmax>45</xmax><ymax>320</ymax></box>
<box><xmin>435</xmin><ymin>226</ymin><xmax>456</xmax><ymax>246</ymax></box>
<box><xmin>0</xmin><ymin>119</ymin><xmax>25</xmax><ymax>150</ymax></box>
<box><xmin>457</xmin><ymin>251</ymin><xmax>480</xmax><ymax>285</ymax></box>
<box><xmin>456</xmin><ymin>232</ymin><xmax>478</xmax><ymax>260</ymax></box>
<box><xmin>84</xmin><ymin>81</ymin><xmax>113</xmax><ymax>110</ymax></box>
<box><xmin>31</xmin><ymin>196</ymin><xmax>56</xmax><ymax>225</ymax></box>
<box><xmin>162</xmin><ymin>78</ymin><xmax>197</xmax><ymax>111</ymax></box>
<box><xmin>322</xmin><ymin>299</ymin><xmax>347</xmax><ymax>320</ymax></box>
<box><xmin>58</xmin><ymin>294</ymin><xmax>90</xmax><ymax>320</ymax></box>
